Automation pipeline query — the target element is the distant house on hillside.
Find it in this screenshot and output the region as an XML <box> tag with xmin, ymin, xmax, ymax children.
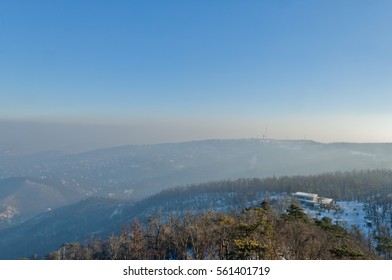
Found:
<box><xmin>292</xmin><ymin>192</ymin><xmax>333</xmax><ymax>208</ymax></box>
<box><xmin>318</xmin><ymin>197</ymin><xmax>333</xmax><ymax>206</ymax></box>
<box><xmin>293</xmin><ymin>192</ymin><xmax>318</xmax><ymax>204</ymax></box>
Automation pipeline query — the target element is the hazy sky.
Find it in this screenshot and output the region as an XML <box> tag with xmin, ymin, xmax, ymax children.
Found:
<box><xmin>1</xmin><ymin>0</ymin><xmax>392</xmax><ymax>149</ymax></box>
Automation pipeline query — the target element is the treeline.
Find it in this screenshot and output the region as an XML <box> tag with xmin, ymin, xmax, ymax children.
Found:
<box><xmin>129</xmin><ymin>169</ymin><xmax>392</xmax><ymax>218</ymax></box>
<box><xmin>364</xmin><ymin>194</ymin><xmax>392</xmax><ymax>258</ymax></box>
<box><xmin>161</xmin><ymin>169</ymin><xmax>392</xmax><ymax>201</ymax></box>
<box><xmin>46</xmin><ymin>202</ymin><xmax>375</xmax><ymax>260</ymax></box>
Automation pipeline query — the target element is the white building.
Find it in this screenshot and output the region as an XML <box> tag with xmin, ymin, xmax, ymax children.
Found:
<box><xmin>292</xmin><ymin>192</ymin><xmax>333</xmax><ymax>207</ymax></box>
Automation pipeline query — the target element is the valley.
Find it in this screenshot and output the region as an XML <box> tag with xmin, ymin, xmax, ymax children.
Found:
<box><xmin>1</xmin><ymin>139</ymin><xmax>392</xmax><ymax>259</ymax></box>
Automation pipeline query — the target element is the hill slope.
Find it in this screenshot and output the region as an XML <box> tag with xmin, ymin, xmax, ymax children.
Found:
<box><xmin>0</xmin><ymin>176</ymin><xmax>91</xmax><ymax>228</ymax></box>
<box><xmin>2</xmin><ymin>169</ymin><xmax>392</xmax><ymax>259</ymax></box>
<box><xmin>2</xmin><ymin>139</ymin><xmax>392</xmax><ymax>200</ymax></box>
<box><xmin>0</xmin><ymin>197</ymin><xmax>121</xmax><ymax>259</ymax></box>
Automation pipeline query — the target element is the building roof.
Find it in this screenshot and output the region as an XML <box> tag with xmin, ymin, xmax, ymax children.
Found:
<box><xmin>319</xmin><ymin>198</ymin><xmax>333</xmax><ymax>204</ymax></box>
<box><xmin>293</xmin><ymin>192</ymin><xmax>318</xmax><ymax>198</ymax></box>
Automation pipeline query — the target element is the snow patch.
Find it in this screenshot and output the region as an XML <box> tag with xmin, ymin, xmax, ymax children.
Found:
<box><xmin>110</xmin><ymin>204</ymin><xmax>123</xmax><ymax>219</ymax></box>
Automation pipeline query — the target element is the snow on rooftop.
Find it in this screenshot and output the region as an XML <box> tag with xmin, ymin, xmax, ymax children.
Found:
<box><xmin>293</xmin><ymin>192</ymin><xmax>318</xmax><ymax>198</ymax></box>
<box><xmin>319</xmin><ymin>198</ymin><xmax>333</xmax><ymax>204</ymax></box>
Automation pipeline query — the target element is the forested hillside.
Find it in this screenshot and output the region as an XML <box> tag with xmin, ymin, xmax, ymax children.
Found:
<box><xmin>2</xmin><ymin>139</ymin><xmax>392</xmax><ymax>202</ymax></box>
<box><xmin>2</xmin><ymin>169</ymin><xmax>392</xmax><ymax>260</ymax></box>
<box><xmin>46</xmin><ymin>202</ymin><xmax>375</xmax><ymax>260</ymax></box>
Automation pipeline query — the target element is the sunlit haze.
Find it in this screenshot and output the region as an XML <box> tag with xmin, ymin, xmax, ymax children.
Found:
<box><xmin>1</xmin><ymin>1</ymin><xmax>392</xmax><ymax>152</ymax></box>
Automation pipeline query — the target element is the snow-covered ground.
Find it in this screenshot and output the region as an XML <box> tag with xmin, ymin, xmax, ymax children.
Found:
<box><xmin>302</xmin><ymin>201</ymin><xmax>373</xmax><ymax>236</ymax></box>
<box><xmin>140</xmin><ymin>190</ymin><xmax>378</xmax><ymax>238</ymax></box>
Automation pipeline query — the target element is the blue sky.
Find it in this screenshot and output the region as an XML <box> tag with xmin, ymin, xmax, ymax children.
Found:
<box><xmin>1</xmin><ymin>0</ymin><xmax>392</xmax><ymax>145</ymax></box>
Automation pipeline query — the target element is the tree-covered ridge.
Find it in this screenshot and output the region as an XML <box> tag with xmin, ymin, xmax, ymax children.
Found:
<box><xmin>5</xmin><ymin>169</ymin><xmax>392</xmax><ymax>260</ymax></box>
<box><xmin>144</xmin><ymin>169</ymin><xmax>392</xmax><ymax>204</ymax></box>
<box><xmin>46</xmin><ymin>202</ymin><xmax>375</xmax><ymax>260</ymax></box>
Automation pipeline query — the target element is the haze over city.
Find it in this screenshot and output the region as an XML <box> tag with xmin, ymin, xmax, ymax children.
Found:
<box><xmin>1</xmin><ymin>0</ymin><xmax>392</xmax><ymax>152</ymax></box>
